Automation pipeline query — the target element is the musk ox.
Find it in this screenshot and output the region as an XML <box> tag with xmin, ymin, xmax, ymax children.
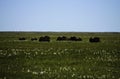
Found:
<box><xmin>56</xmin><ymin>36</ymin><xmax>67</xmax><ymax>41</ymax></box>
<box><xmin>19</xmin><ymin>37</ymin><xmax>26</xmax><ymax>40</ymax></box>
<box><xmin>89</xmin><ymin>37</ymin><xmax>100</xmax><ymax>42</ymax></box>
<box><xmin>57</xmin><ymin>36</ymin><xmax>82</xmax><ymax>41</ymax></box>
<box><xmin>69</xmin><ymin>36</ymin><xmax>82</xmax><ymax>41</ymax></box>
<box><xmin>39</xmin><ymin>36</ymin><xmax>50</xmax><ymax>42</ymax></box>
<box><xmin>31</xmin><ymin>38</ymin><xmax>37</xmax><ymax>41</ymax></box>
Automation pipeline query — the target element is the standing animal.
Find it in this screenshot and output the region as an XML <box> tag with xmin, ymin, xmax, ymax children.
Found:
<box><xmin>39</xmin><ymin>36</ymin><xmax>50</xmax><ymax>42</ymax></box>
<box><xmin>69</xmin><ymin>36</ymin><xmax>82</xmax><ymax>41</ymax></box>
<box><xmin>89</xmin><ymin>37</ymin><xmax>100</xmax><ymax>42</ymax></box>
<box><xmin>19</xmin><ymin>37</ymin><xmax>26</xmax><ymax>40</ymax></box>
<box><xmin>56</xmin><ymin>36</ymin><xmax>67</xmax><ymax>41</ymax></box>
<box><xmin>31</xmin><ymin>38</ymin><xmax>37</xmax><ymax>41</ymax></box>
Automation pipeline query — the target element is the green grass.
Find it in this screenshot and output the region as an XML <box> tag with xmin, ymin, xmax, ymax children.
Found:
<box><xmin>0</xmin><ymin>32</ymin><xmax>120</xmax><ymax>79</ymax></box>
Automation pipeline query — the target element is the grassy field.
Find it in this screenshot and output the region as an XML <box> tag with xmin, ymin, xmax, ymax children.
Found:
<box><xmin>0</xmin><ymin>32</ymin><xmax>120</xmax><ymax>79</ymax></box>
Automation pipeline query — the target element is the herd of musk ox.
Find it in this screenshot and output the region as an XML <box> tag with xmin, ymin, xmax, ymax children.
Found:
<box><xmin>19</xmin><ymin>36</ymin><xmax>100</xmax><ymax>42</ymax></box>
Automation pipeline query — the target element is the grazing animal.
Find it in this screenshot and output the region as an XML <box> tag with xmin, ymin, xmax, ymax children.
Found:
<box><xmin>56</xmin><ymin>36</ymin><xmax>67</xmax><ymax>41</ymax></box>
<box><xmin>76</xmin><ymin>37</ymin><xmax>82</xmax><ymax>41</ymax></box>
<box><xmin>31</xmin><ymin>38</ymin><xmax>37</xmax><ymax>41</ymax></box>
<box><xmin>69</xmin><ymin>36</ymin><xmax>82</xmax><ymax>41</ymax></box>
<box><xmin>19</xmin><ymin>37</ymin><xmax>26</xmax><ymax>40</ymax></box>
<box><xmin>89</xmin><ymin>37</ymin><xmax>100</xmax><ymax>42</ymax></box>
<box><xmin>69</xmin><ymin>36</ymin><xmax>77</xmax><ymax>41</ymax></box>
<box><xmin>39</xmin><ymin>36</ymin><xmax>50</xmax><ymax>42</ymax></box>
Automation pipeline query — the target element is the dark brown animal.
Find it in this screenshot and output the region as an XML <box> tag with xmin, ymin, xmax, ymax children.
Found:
<box><xmin>31</xmin><ymin>38</ymin><xmax>37</xmax><ymax>41</ymax></box>
<box><xmin>39</xmin><ymin>36</ymin><xmax>50</xmax><ymax>42</ymax></box>
<box><xmin>56</xmin><ymin>36</ymin><xmax>67</xmax><ymax>41</ymax></box>
<box><xmin>69</xmin><ymin>36</ymin><xmax>82</xmax><ymax>41</ymax></box>
<box><xmin>89</xmin><ymin>37</ymin><xmax>100</xmax><ymax>42</ymax></box>
<box><xmin>19</xmin><ymin>37</ymin><xmax>26</xmax><ymax>40</ymax></box>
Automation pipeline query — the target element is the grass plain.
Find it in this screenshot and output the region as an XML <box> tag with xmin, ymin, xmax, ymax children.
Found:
<box><xmin>0</xmin><ymin>32</ymin><xmax>120</xmax><ymax>79</ymax></box>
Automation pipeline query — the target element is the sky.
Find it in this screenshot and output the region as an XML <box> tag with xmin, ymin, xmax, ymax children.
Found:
<box><xmin>0</xmin><ymin>0</ymin><xmax>120</xmax><ymax>32</ymax></box>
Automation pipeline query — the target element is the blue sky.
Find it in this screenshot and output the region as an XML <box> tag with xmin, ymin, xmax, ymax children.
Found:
<box><xmin>0</xmin><ymin>0</ymin><xmax>120</xmax><ymax>32</ymax></box>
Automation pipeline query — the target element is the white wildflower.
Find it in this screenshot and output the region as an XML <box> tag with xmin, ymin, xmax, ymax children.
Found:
<box><xmin>32</xmin><ymin>71</ymin><xmax>38</xmax><ymax>75</ymax></box>
<box><xmin>27</xmin><ymin>69</ymin><xmax>30</xmax><ymax>72</ymax></box>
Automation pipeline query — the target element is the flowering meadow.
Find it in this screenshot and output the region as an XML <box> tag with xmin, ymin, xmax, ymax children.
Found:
<box><xmin>0</xmin><ymin>32</ymin><xmax>120</xmax><ymax>79</ymax></box>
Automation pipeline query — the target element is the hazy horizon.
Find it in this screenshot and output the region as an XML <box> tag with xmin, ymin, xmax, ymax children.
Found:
<box><xmin>0</xmin><ymin>0</ymin><xmax>120</xmax><ymax>32</ymax></box>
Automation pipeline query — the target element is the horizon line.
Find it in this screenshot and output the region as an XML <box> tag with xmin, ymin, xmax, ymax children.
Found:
<box><xmin>0</xmin><ymin>31</ymin><xmax>120</xmax><ymax>33</ymax></box>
